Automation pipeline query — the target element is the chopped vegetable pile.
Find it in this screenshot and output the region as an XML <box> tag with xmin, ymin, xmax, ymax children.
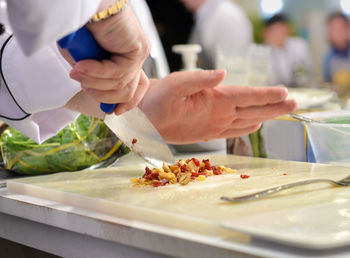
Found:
<box><xmin>130</xmin><ymin>158</ymin><xmax>237</xmax><ymax>187</ymax></box>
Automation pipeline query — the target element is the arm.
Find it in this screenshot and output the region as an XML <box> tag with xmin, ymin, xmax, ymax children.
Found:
<box><xmin>0</xmin><ymin>28</ymin><xmax>81</xmax><ymax>143</ymax></box>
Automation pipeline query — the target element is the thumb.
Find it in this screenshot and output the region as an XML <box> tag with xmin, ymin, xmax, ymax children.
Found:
<box><xmin>169</xmin><ymin>69</ymin><xmax>226</xmax><ymax>96</ymax></box>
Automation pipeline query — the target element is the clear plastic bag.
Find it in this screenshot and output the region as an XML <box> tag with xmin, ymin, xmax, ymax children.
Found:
<box><xmin>305</xmin><ymin>111</ymin><xmax>350</xmax><ymax>164</ymax></box>
<box><xmin>0</xmin><ymin>115</ymin><xmax>130</xmax><ymax>174</ymax></box>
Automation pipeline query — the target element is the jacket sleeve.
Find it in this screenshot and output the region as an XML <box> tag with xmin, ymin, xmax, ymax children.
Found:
<box><xmin>0</xmin><ymin>30</ymin><xmax>81</xmax><ymax>143</ymax></box>
<box><xmin>6</xmin><ymin>0</ymin><xmax>101</xmax><ymax>55</ymax></box>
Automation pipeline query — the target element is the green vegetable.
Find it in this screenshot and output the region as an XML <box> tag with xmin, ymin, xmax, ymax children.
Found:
<box><xmin>248</xmin><ymin>126</ymin><xmax>267</xmax><ymax>158</ymax></box>
<box><xmin>325</xmin><ymin>116</ymin><xmax>350</xmax><ymax>124</ymax></box>
<box><xmin>0</xmin><ymin>115</ymin><xmax>130</xmax><ymax>174</ymax></box>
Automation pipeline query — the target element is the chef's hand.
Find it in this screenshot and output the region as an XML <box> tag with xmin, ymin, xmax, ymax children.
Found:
<box><xmin>139</xmin><ymin>70</ymin><xmax>297</xmax><ymax>144</ymax></box>
<box><xmin>68</xmin><ymin>5</ymin><xmax>150</xmax><ymax>115</ymax></box>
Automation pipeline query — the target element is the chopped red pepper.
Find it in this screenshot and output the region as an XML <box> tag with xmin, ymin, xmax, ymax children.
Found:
<box><xmin>132</xmin><ymin>138</ymin><xmax>137</xmax><ymax>145</ymax></box>
<box><xmin>203</xmin><ymin>159</ymin><xmax>211</xmax><ymax>170</ymax></box>
<box><xmin>180</xmin><ymin>164</ymin><xmax>187</xmax><ymax>172</ymax></box>
<box><xmin>283</xmin><ymin>173</ymin><xmax>287</xmax><ymax>176</ymax></box>
<box><xmin>213</xmin><ymin>170</ymin><xmax>222</xmax><ymax>175</ymax></box>
<box><xmin>191</xmin><ymin>158</ymin><xmax>200</xmax><ymax>166</ymax></box>
<box><xmin>191</xmin><ymin>172</ymin><xmax>200</xmax><ymax>178</ymax></box>
<box><xmin>143</xmin><ymin>174</ymin><xmax>153</xmax><ymax>180</ymax></box>
<box><xmin>199</xmin><ymin>172</ymin><xmax>208</xmax><ymax>177</ymax></box>
<box><xmin>212</xmin><ymin>166</ymin><xmax>222</xmax><ymax>175</ymax></box>
<box><xmin>145</xmin><ymin>166</ymin><xmax>152</xmax><ymax>175</ymax></box>
<box><xmin>240</xmin><ymin>174</ymin><xmax>250</xmax><ymax>179</ymax></box>
<box><xmin>152</xmin><ymin>182</ymin><xmax>161</xmax><ymax>187</ymax></box>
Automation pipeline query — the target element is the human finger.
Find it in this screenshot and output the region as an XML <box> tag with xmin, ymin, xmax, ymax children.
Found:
<box><xmin>229</xmin><ymin>118</ymin><xmax>266</xmax><ymax>129</ymax></box>
<box><xmin>219</xmin><ymin>85</ymin><xmax>289</xmax><ymax>108</ymax></box>
<box><xmin>72</xmin><ymin>58</ymin><xmax>139</xmax><ymax>80</ymax></box>
<box><xmin>218</xmin><ymin>124</ymin><xmax>262</xmax><ymax>139</ymax></box>
<box><xmin>83</xmin><ymin>75</ymin><xmax>140</xmax><ymax>104</ymax></box>
<box><xmin>168</xmin><ymin>69</ymin><xmax>226</xmax><ymax>96</ymax></box>
<box><xmin>70</xmin><ymin>70</ymin><xmax>130</xmax><ymax>91</ymax></box>
<box><xmin>236</xmin><ymin>99</ymin><xmax>297</xmax><ymax>119</ymax></box>
<box><xmin>114</xmin><ymin>71</ymin><xmax>150</xmax><ymax>115</ymax></box>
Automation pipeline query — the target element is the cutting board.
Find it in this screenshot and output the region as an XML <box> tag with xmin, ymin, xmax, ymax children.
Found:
<box><xmin>7</xmin><ymin>154</ymin><xmax>350</xmax><ymax>249</ymax></box>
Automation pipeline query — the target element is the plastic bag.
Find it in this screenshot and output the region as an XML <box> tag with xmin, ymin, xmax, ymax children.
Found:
<box><xmin>304</xmin><ymin>111</ymin><xmax>350</xmax><ymax>164</ymax></box>
<box><xmin>0</xmin><ymin>115</ymin><xmax>130</xmax><ymax>174</ymax></box>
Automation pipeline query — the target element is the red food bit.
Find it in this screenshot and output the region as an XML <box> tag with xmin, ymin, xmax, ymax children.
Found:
<box><xmin>152</xmin><ymin>182</ymin><xmax>161</xmax><ymax>187</ymax></box>
<box><xmin>199</xmin><ymin>167</ymin><xmax>206</xmax><ymax>173</ymax></box>
<box><xmin>191</xmin><ymin>158</ymin><xmax>200</xmax><ymax>166</ymax></box>
<box><xmin>143</xmin><ymin>172</ymin><xmax>159</xmax><ymax>181</ymax></box>
<box><xmin>203</xmin><ymin>159</ymin><xmax>211</xmax><ymax>170</ymax></box>
<box><xmin>145</xmin><ymin>166</ymin><xmax>152</xmax><ymax>175</ymax></box>
<box><xmin>152</xmin><ymin>179</ymin><xmax>169</xmax><ymax>187</ymax></box>
<box><xmin>180</xmin><ymin>164</ymin><xmax>187</xmax><ymax>172</ymax></box>
<box><xmin>283</xmin><ymin>173</ymin><xmax>287</xmax><ymax>176</ymax></box>
<box><xmin>191</xmin><ymin>172</ymin><xmax>200</xmax><ymax>178</ymax></box>
<box><xmin>132</xmin><ymin>138</ymin><xmax>137</xmax><ymax>145</ymax></box>
<box><xmin>211</xmin><ymin>166</ymin><xmax>222</xmax><ymax>175</ymax></box>
<box><xmin>144</xmin><ymin>174</ymin><xmax>152</xmax><ymax>180</ymax></box>
<box><xmin>240</xmin><ymin>174</ymin><xmax>250</xmax><ymax>179</ymax></box>
<box><xmin>213</xmin><ymin>170</ymin><xmax>222</xmax><ymax>175</ymax></box>
<box><xmin>199</xmin><ymin>172</ymin><xmax>208</xmax><ymax>177</ymax></box>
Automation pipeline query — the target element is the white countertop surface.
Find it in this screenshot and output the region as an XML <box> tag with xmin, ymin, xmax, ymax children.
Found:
<box><xmin>1</xmin><ymin>153</ymin><xmax>350</xmax><ymax>257</ymax></box>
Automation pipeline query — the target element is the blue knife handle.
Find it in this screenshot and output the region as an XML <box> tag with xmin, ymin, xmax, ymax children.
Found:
<box><xmin>58</xmin><ymin>26</ymin><xmax>116</xmax><ymax>113</ymax></box>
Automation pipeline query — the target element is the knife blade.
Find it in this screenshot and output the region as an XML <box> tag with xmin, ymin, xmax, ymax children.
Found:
<box><xmin>58</xmin><ymin>26</ymin><xmax>175</xmax><ymax>167</ymax></box>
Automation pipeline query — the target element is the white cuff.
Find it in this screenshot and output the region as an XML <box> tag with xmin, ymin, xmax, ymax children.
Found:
<box><xmin>1</xmin><ymin>108</ymin><xmax>80</xmax><ymax>144</ymax></box>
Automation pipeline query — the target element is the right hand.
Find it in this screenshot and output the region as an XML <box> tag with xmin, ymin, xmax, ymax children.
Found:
<box><xmin>68</xmin><ymin>5</ymin><xmax>150</xmax><ymax>115</ymax></box>
<box><xmin>139</xmin><ymin>70</ymin><xmax>297</xmax><ymax>144</ymax></box>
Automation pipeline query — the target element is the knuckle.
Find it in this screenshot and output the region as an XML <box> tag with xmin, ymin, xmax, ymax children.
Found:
<box><xmin>135</xmin><ymin>39</ymin><xmax>151</xmax><ymax>60</ymax></box>
<box><xmin>124</xmin><ymin>90</ymin><xmax>135</xmax><ymax>102</ymax></box>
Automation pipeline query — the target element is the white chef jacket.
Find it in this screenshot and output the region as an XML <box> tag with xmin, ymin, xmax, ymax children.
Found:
<box><xmin>0</xmin><ymin>0</ymin><xmax>100</xmax><ymax>143</ymax></box>
<box><xmin>267</xmin><ymin>37</ymin><xmax>312</xmax><ymax>87</ymax></box>
<box><xmin>190</xmin><ymin>0</ymin><xmax>253</xmax><ymax>69</ymax></box>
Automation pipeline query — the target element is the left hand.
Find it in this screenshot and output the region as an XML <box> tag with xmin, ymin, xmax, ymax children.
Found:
<box><xmin>139</xmin><ymin>70</ymin><xmax>297</xmax><ymax>144</ymax></box>
<box><xmin>65</xmin><ymin>6</ymin><xmax>150</xmax><ymax>114</ymax></box>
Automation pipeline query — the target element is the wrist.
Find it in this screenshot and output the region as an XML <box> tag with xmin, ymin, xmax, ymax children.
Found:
<box><xmin>86</xmin><ymin>6</ymin><xmax>130</xmax><ymax>39</ymax></box>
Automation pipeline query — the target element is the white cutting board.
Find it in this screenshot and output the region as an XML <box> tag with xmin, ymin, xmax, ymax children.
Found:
<box><xmin>7</xmin><ymin>154</ymin><xmax>350</xmax><ymax>249</ymax></box>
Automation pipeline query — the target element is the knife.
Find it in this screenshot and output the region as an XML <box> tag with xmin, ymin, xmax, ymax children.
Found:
<box><xmin>58</xmin><ymin>26</ymin><xmax>175</xmax><ymax>167</ymax></box>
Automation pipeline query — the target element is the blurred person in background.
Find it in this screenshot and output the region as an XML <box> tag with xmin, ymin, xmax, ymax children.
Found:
<box><xmin>324</xmin><ymin>12</ymin><xmax>350</xmax><ymax>96</ymax></box>
<box><xmin>264</xmin><ymin>14</ymin><xmax>313</xmax><ymax>87</ymax></box>
<box><xmin>178</xmin><ymin>0</ymin><xmax>253</xmax><ymax>69</ymax></box>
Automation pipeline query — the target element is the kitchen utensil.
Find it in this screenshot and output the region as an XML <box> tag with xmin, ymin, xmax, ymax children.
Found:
<box><xmin>221</xmin><ymin>174</ymin><xmax>350</xmax><ymax>202</ymax></box>
<box><xmin>290</xmin><ymin>113</ymin><xmax>320</xmax><ymax>123</ymax></box>
<box><xmin>58</xmin><ymin>27</ymin><xmax>175</xmax><ymax>167</ymax></box>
